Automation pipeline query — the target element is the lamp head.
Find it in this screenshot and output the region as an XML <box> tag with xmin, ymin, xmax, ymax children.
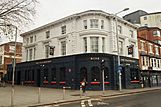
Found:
<box><xmin>123</xmin><ymin>8</ymin><xmax>129</xmax><ymax>11</ymax></box>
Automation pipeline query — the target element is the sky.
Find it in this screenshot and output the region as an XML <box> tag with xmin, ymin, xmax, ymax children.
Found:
<box><xmin>29</xmin><ymin>0</ymin><xmax>161</xmax><ymax>30</ymax></box>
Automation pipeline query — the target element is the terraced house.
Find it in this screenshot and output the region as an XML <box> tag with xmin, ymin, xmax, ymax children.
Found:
<box><xmin>7</xmin><ymin>10</ymin><xmax>140</xmax><ymax>90</ymax></box>
<box><xmin>138</xmin><ymin>26</ymin><xmax>161</xmax><ymax>88</ymax></box>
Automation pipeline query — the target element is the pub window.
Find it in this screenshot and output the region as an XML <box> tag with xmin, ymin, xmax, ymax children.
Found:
<box><xmin>61</xmin><ymin>26</ymin><xmax>66</xmax><ymax>34</ymax></box>
<box><xmin>130</xmin><ymin>68</ymin><xmax>139</xmax><ymax>80</ymax></box>
<box><xmin>51</xmin><ymin>68</ymin><xmax>56</xmax><ymax>81</ymax></box>
<box><xmin>91</xmin><ymin>66</ymin><xmax>100</xmax><ymax>82</ymax></box>
<box><xmin>90</xmin><ymin>19</ymin><xmax>98</xmax><ymax>28</ymax></box>
<box><xmin>102</xmin><ymin>37</ymin><xmax>105</xmax><ymax>52</ymax></box>
<box><xmin>46</xmin><ymin>31</ymin><xmax>50</xmax><ymax>39</ymax></box>
<box><xmin>43</xmin><ymin>68</ymin><xmax>48</xmax><ymax>81</ymax></box>
<box><xmin>61</xmin><ymin>41</ymin><xmax>66</xmax><ymax>55</ymax></box>
<box><xmin>90</xmin><ymin>37</ymin><xmax>99</xmax><ymax>52</ymax></box>
<box><xmin>80</xmin><ymin>67</ymin><xmax>87</xmax><ymax>82</ymax></box>
<box><xmin>118</xmin><ymin>25</ymin><xmax>122</xmax><ymax>34</ymax></box>
<box><xmin>29</xmin><ymin>48</ymin><xmax>33</xmax><ymax>60</ymax></box>
<box><xmin>60</xmin><ymin>67</ymin><xmax>66</xmax><ymax>81</ymax></box>
<box><xmin>30</xmin><ymin>36</ymin><xmax>33</xmax><ymax>43</ymax></box>
<box><xmin>83</xmin><ymin>37</ymin><xmax>87</xmax><ymax>52</ymax></box>
<box><xmin>104</xmin><ymin>67</ymin><xmax>109</xmax><ymax>81</ymax></box>
<box><xmin>83</xmin><ymin>20</ymin><xmax>87</xmax><ymax>29</ymax></box>
<box><xmin>45</xmin><ymin>44</ymin><xmax>49</xmax><ymax>58</ymax></box>
<box><xmin>32</xmin><ymin>70</ymin><xmax>34</xmax><ymax>81</ymax></box>
<box><xmin>101</xmin><ymin>20</ymin><xmax>104</xmax><ymax>29</ymax></box>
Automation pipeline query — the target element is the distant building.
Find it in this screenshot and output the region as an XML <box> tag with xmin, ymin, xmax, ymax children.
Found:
<box><xmin>138</xmin><ymin>26</ymin><xmax>161</xmax><ymax>87</ymax></box>
<box><xmin>140</xmin><ymin>12</ymin><xmax>161</xmax><ymax>29</ymax></box>
<box><xmin>7</xmin><ymin>10</ymin><xmax>140</xmax><ymax>90</ymax></box>
<box><xmin>123</xmin><ymin>10</ymin><xmax>148</xmax><ymax>25</ymax></box>
<box><xmin>0</xmin><ymin>42</ymin><xmax>22</xmax><ymax>80</ymax></box>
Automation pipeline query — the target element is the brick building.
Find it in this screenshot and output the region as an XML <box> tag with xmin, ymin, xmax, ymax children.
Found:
<box><xmin>138</xmin><ymin>26</ymin><xmax>161</xmax><ymax>87</ymax></box>
<box><xmin>0</xmin><ymin>42</ymin><xmax>22</xmax><ymax>80</ymax></box>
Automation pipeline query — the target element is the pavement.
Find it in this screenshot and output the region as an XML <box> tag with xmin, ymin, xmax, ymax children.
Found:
<box><xmin>0</xmin><ymin>84</ymin><xmax>161</xmax><ymax>107</ymax></box>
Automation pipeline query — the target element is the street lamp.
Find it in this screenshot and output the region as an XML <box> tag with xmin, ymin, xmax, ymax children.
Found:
<box><xmin>115</xmin><ymin>8</ymin><xmax>129</xmax><ymax>91</ymax></box>
<box><xmin>0</xmin><ymin>24</ymin><xmax>18</xmax><ymax>106</ymax></box>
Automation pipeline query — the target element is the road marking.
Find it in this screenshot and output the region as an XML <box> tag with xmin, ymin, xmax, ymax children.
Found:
<box><xmin>88</xmin><ymin>99</ymin><xmax>93</xmax><ymax>106</ymax></box>
<box><xmin>81</xmin><ymin>100</ymin><xmax>86</xmax><ymax>107</ymax></box>
<box><xmin>81</xmin><ymin>98</ymin><xmax>102</xmax><ymax>107</ymax></box>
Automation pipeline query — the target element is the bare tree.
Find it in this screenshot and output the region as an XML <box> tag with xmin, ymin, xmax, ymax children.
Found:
<box><xmin>0</xmin><ymin>0</ymin><xmax>38</xmax><ymax>27</ymax></box>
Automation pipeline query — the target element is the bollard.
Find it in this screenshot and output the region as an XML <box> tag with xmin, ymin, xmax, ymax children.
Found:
<box><xmin>38</xmin><ymin>87</ymin><xmax>41</xmax><ymax>103</ymax></box>
<box><xmin>80</xmin><ymin>86</ymin><xmax>82</xmax><ymax>98</ymax></box>
<box><xmin>63</xmin><ymin>87</ymin><xmax>65</xmax><ymax>100</ymax></box>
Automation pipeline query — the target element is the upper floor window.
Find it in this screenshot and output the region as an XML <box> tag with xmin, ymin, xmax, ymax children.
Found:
<box><xmin>140</xmin><ymin>41</ymin><xmax>145</xmax><ymax>51</ymax></box>
<box><xmin>29</xmin><ymin>48</ymin><xmax>33</xmax><ymax>60</ymax></box>
<box><xmin>46</xmin><ymin>31</ymin><xmax>50</xmax><ymax>39</ymax></box>
<box><xmin>30</xmin><ymin>36</ymin><xmax>33</xmax><ymax>43</ymax></box>
<box><xmin>34</xmin><ymin>47</ymin><xmax>36</xmax><ymax>59</ymax></box>
<box><xmin>45</xmin><ymin>44</ymin><xmax>49</xmax><ymax>58</ymax></box>
<box><xmin>130</xmin><ymin>30</ymin><xmax>134</xmax><ymax>38</ymax></box>
<box><xmin>101</xmin><ymin>20</ymin><xmax>104</xmax><ymax>29</ymax></box>
<box><xmin>90</xmin><ymin>19</ymin><xmax>98</xmax><ymax>28</ymax></box>
<box><xmin>144</xmin><ymin>16</ymin><xmax>147</xmax><ymax>20</ymax></box>
<box><xmin>153</xmin><ymin>30</ymin><xmax>160</xmax><ymax>37</ymax></box>
<box><xmin>83</xmin><ymin>20</ymin><xmax>87</xmax><ymax>29</ymax></box>
<box><xmin>61</xmin><ymin>41</ymin><xmax>66</xmax><ymax>55</ymax></box>
<box><xmin>149</xmin><ymin>44</ymin><xmax>153</xmax><ymax>53</ymax></box>
<box><xmin>83</xmin><ymin>37</ymin><xmax>87</xmax><ymax>52</ymax></box>
<box><xmin>26</xmin><ymin>49</ymin><xmax>28</xmax><ymax>61</ymax></box>
<box><xmin>118</xmin><ymin>25</ymin><xmax>122</xmax><ymax>34</ymax></box>
<box><xmin>155</xmin><ymin>46</ymin><xmax>159</xmax><ymax>55</ymax></box>
<box><xmin>27</xmin><ymin>38</ymin><xmax>29</xmax><ymax>44</ymax></box>
<box><xmin>61</xmin><ymin>26</ymin><xmax>66</xmax><ymax>34</ymax></box>
<box><xmin>90</xmin><ymin>37</ymin><xmax>99</xmax><ymax>52</ymax></box>
<box><xmin>102</xmin><ymin>37</ymin><xmax>105</xmax><ymax>52</ymax></box>
<box><xmin>34</xmin><ymin>35</ymin><xmax>36</xmax><ymax>41</ymax></box>
<box><xmin>119</xmin><ymin>41</ymin><xmax>123</xmax><ymax>54</ymax></box>
<box><xmin>0</xmin><ymin>56</ymin><xmax>2</xmax><ymax>64</ymax></box>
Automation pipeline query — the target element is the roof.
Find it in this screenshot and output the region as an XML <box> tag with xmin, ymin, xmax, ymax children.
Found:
<box><xmin>21</xmin><ymin>10</ymin><xmax>138</xmax><ymax>37</ymax></box>
<box><xmin>123</xmin><ymin>10</ymin><xmax>148</xmax><ymax>18</ymax></box>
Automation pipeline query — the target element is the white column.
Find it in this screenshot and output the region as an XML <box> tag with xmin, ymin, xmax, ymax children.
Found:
<box><xmin>87</xmin><ymin>37</ymin><xmax>90</xmax><ymax>53</ymax></box>
<box><xmin>99</xmin><ymin>37</ymin><xmax>102</xmax><ymax>53</ymax></box>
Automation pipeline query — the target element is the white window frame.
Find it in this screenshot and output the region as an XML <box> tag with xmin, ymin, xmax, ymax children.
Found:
<box><xmin>90</xmin><ymin>19</ymin><xmax>98</xmax><ymax>28</ymax></box>
<box><xmin>90</xmin><ymin>37</ymin><xmax>99</xmax><ymax>52</ymax></box>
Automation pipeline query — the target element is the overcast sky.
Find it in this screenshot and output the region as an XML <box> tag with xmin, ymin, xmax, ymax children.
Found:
<box><xmin>29</xmin><ymin>0</ymin><xmax>161</xmax><ymax>30</ymax></box>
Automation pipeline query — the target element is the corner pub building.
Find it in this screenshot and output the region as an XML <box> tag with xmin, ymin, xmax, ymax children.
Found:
<box><xmin>7</xmin><ymin>10</ymin><xmax>140</xmax><ymax>90</ymax></box>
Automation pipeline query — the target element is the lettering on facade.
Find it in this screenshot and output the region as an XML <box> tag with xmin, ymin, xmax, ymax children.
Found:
<box><xmin>121</xmin><ymin>58</ymin><xmax>136</xmax><ymax>63</ymax></box>
<box><xmin>90</xmin><ymin>57</ymin><xmax>100</xmax><ymax>60</ymax></box>
<box><xmin>36</xmin><ymin>60</ymin><xmax>51</xmax><ymax>64</ymax></box>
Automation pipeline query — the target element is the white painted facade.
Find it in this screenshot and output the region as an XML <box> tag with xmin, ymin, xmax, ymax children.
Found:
<box><xmin>140</xmin><ymin>12</ymin><xmax>161</xmax><ymax>29</ymax></box>
<box><xmin>21</xmin><ymin>10</ymin><xmax>138</xmax><ymax>62</ymax></box>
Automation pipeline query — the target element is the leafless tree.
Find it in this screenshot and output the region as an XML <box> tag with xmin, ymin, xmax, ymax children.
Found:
<box><xmin>0</xmin><ymin>0</ymin><xmax>38</xmax><ymax>27</ymax></box>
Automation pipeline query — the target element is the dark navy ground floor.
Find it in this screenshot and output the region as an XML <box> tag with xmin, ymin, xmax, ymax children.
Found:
<box><xmin>6</xmin><ymin>53</ymin><xmax>141</xmax><ymax>90</ymax></box>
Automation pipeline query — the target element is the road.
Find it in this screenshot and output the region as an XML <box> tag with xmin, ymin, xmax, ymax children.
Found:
<box><xmin>53</xmin><ymin>90</ymin><xmax>161</xmax><ymax>107</ymax></box>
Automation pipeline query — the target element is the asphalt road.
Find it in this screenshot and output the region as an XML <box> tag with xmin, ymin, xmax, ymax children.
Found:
<box><xmin>54</xmin><ymin>90</ymin><xmax>161</xmax><ymax>107</ymax></box>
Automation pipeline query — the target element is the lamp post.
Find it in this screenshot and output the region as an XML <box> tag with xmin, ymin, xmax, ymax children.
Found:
<box><xmin>0</xmin><ymin>24</ymin><xmax>18</xmax><ymax>106</ymax></box>
<box><xmin>115</xmin><ymin>8</ymin><xmax>129</xmax><ymax>91</ymax></box>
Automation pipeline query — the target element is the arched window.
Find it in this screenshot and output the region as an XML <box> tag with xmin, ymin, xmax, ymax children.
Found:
<box><xmin>51</xmin><ymin>68</ymin><xmax>56</xmax><ymax>81</ymax></box>
<box><xmin>104</xmin><ymin>67</ymin><xmax>109</xmax><ymax>81</ymax></box>
<box><xmin>91</xmin><ymin>66</ymin><xmax>100</xmax><ymax>82</ymax></box>
<box><xmin>80</xmin><ymin>67</ymin><xmax>87</xmax><ymax>81</ymax></box>
<box><xmin>60</xmin><ymin>67</ymin><xmax>66</xmax><ymax>81</ymax></box>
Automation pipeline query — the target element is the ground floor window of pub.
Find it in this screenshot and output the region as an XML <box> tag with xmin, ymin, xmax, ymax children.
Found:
<box><xmin>104</xmin><ymin>67</ymin><xmax>109</xmax><ymax>81</ymax></box>
<box><xmin>91</xmin><ymin>66</ymin><xmax>100</xmax><ymax>82</ymax></box>
<box><xmin>80</xmin><ymin>67</ymin><xmax>87</xmax><ymax>81</ymax></box>
<box><xmin>51</xmin><ymin>68</ymin><xmax>56</xmax><ymax>81</ymax></box>
<box><xmin>60</xmin><ymin>67</ymin><xmax>66</xmax><ymax>81</ymax></box>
